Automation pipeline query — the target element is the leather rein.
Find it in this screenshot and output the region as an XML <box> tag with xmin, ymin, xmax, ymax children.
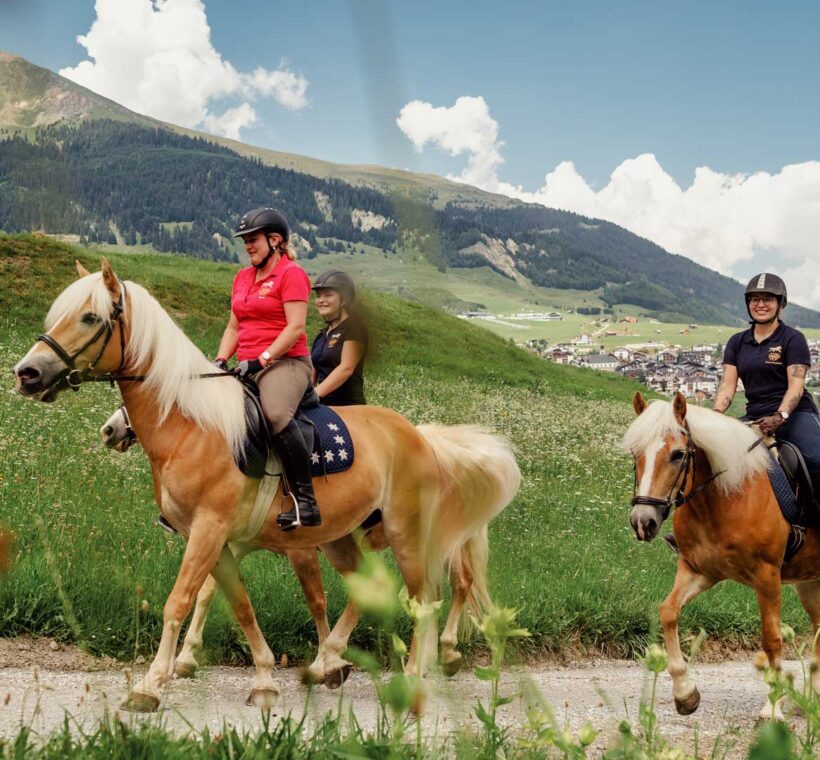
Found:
<box><xmin>630</xmin><ymin>423</ymin><xmax>766</xmax><ymax>520</ymax></box>
<box><xmin>35</xmin><ymin>282</ymin><xmax>232</xmax><ymax>392</ymax></box>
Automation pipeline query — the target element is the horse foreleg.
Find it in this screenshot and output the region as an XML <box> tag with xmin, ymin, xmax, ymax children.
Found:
<box><xmin>439</xmin><ymin>552</ymin><xmax>473</xmax><ymax>677</ymax></box>
<box><xmin>208</xmin><ymin>546</ymin><xmax>279</xmax><ymax>707</ymax></box>
<box><xmin>175</xmin><ymin>544</ymin><xmax>249</xmax><ymax>678</ymax></box>
<box><xmin>660</xmin><ymin>559</ymin><xmax>714</xmax><ymax>716</ymax></box>
<box><xmin>175</xmin><ymin>574</ymin><xmax>218</xmax><ymax>678</ymax></box>
<box><xmin>795</xmin><ymin>578</ymin><xmax>820</xmax><ymax>695</ymax></box>
<box><xmin>754</xmin><ymin>563</ymin><xmax>785</xmax><ymax>721</ymax></box>
<box><xmin>124</xmin><ymin>521</ymin><xmax>227</xmax><ymax>711</ymax></box>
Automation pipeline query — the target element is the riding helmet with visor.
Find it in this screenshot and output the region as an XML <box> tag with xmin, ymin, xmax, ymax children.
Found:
<box><xmin>744</xmin><ymin>272</ymin><xmax>787</xmax><ymax>323</ymax></box>
<box><xmin>233</xmin><ymin>208</ymin><xmax>290</xmax><ymax>242</ymax></box>
<box><xmin>312</xmin><ymin>269</ymin><xmax>356</xmax><ymax>305</ymax></box>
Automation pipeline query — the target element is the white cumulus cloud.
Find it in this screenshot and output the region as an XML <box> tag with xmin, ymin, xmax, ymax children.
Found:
<box><xmin>397</xmin><ymin>96</ymin><xmax>820</xmax><ymax>309</ymax></box>
<box><xmin>60</xmin><ymin>0</ymin><xmax>309</xmax><ymax>139</ymax></box>
<box><xmin>396</xmin><ymin>96</ymin><xmax>504</xmax><ymax>189</ymax></box>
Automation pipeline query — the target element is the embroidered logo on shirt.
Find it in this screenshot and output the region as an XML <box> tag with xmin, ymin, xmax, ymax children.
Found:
<box><xmin>327</xmin><ymin>332</ymin><xmax>342</xmax><ymax>348</ymax></box>
<box><xmin>766</xmin><ymin>345</ymin><xmax>783</xmax><ymax>364</ymax></box>
<box><xmin>258</xmin><ymin>281</ymin><xmax>274</xmax><ymax>298</ymax></box>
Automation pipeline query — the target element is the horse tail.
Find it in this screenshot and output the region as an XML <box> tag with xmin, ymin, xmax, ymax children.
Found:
<box><xmin>414</xmin><ymin>424</ymin><xmax>520</xmax><ymax>611</ymax></box>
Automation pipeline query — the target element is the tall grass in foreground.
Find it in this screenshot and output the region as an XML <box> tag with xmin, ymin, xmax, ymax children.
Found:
<box><xmin>4</xmin><ymin>554</ymin><xmax>818</xmax><ymax>758</ymax></box>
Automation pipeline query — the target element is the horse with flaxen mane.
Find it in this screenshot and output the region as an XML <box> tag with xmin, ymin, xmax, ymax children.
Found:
<box><xmin>13</xmin><ymin>259</ymin><xmax>520</xmax><ymax>711</ymax></box>
<box><xmin>624</xmin><ymin>391</ymin><xmax>820</xmax><ymax>721</ymax></box>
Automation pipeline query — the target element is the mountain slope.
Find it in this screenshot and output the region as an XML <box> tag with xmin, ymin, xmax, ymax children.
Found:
<box><xmin>1</xmin><ymin>52</ymin><xmax>819</xmax><ymax>327</ymax></box>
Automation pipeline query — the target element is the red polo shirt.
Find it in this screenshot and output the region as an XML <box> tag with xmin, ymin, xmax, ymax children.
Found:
<box><xmin>231</xmin><ymin>256</ymin><xmax>310</xmax><ymax>360</ymax></box>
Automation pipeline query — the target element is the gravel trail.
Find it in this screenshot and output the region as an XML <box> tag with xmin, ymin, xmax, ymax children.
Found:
<box><xmin>0</xmin><ymin>656</ymin><xmax>805</xmax><ymax>757</ymax></box>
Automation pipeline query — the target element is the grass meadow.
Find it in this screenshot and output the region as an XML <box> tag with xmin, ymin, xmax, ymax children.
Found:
<box><xmin>0</xmin><ymin>234</ymin><xmax>812</xmax><ymax>668</ymax></box>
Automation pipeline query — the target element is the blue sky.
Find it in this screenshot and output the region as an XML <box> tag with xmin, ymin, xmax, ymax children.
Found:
<box><xmin>2</xmin><ymin>1</ymin><xmax>819</xmax><ymax>305</ymax></box>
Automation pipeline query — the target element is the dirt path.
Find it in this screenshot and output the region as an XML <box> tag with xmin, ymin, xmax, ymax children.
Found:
<box><xmin>0</xmin><ymin>653</ymin><xmax>805</xmax><ymax>757</ymax></box>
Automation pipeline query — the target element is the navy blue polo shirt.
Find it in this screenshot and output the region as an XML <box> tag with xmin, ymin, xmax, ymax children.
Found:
<box><xmin>311</xmin><ymin>316</ymin><xmax>368</xmax><ymax>406</ymax></box>
<box><xmin>723</xmin><ymin>321</ymin><xmax>815</xmax><ymax>418</ymax></box>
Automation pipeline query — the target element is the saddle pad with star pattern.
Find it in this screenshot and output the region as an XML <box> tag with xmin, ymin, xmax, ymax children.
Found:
<box><xmin>302</xmin><ymin>404</ymin><xmax>354</xmax><ymax>476</ymax></box>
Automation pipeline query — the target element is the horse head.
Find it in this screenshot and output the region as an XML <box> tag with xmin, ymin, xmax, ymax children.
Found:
<box><xmin>14</xmin><ymin>258</ymin><xmax>127</xmax><ymax>402</ymax></box>
<box><xmin>101</xmin><ymin>405</ymin><xmax>138</xmax><ymax>453</ymax></box>
<box><xmin>626</xmin><ymin>391</ymin><xmax>692</xmax><ymax>542</ymax></box>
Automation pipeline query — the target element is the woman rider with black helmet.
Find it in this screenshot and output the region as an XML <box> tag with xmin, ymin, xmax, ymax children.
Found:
<box><xmin>310</xmin><ymin>270</ymin><xmax>368</xmax><ymax>406</ymax></box>
<box><xmin>215</xmin><ymin>208</ymin><xmax>320</xmax><ymax>530</ymax></box>
<box><xmin>714</xmin><ymin>272</ymin><xmax>820</xmax><ymax>485</ymax></box>
<box><xmin>666</xmin><ymin>273</ymin><xmax>820</xmax><ymax>552</ymax></box>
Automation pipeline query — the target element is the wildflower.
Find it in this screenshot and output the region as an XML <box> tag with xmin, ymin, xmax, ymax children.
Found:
<box><xmin>343</xmin><ymin>553</ymin><xmax>398</xmax><ymax>623</ymax></box>
<box><xmin>643</xmin><ymin>643</ymin><xmax>668</xmax><ymax>674</ymax></box>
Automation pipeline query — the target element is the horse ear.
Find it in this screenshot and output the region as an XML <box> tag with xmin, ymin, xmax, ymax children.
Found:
<box><xmin>632</xmin><ymin>391</ymin><xmax>648</xmax><ymax>416</ymax></box>
<box><xmin>100</xmin><ymin>257</ymin><xmax>122</xmax><ymax>301</ymax></box>
<box><xmin>75</xmin><ymin>260</ymin><xmax>91</xmax><ymax>278</ymax></box>
<box><xmin>673</xmin><ymin>392</ymin><xmax>687</xmax><ymax>425</ymax></box>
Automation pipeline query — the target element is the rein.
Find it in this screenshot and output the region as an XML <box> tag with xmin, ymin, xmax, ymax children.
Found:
<box><xmin>630</xmin><ymin>423</ymin><xmax>765</xmax><ymax>519</ymax></box>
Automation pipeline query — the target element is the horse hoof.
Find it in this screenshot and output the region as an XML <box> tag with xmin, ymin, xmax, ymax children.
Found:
<box><xmin>301</xmin><ymin>666</ymin><xmax>325</xmax><ymax>686</ymax></box>
<box><xmin>675</xmin><ymin>687</ymin><xmax>701</xmax><ymax>716</ymax></box>
<box><xmin>324</xmin><ymin>664</ymin><xmax>352</xmax><ymax>690</ymax></box>
<box><xmin>440</xmin><ymin>651</ymin><xmax>462</xmax><ymax>677</ymax></box>
<box><xmin>174</xmin><ymin>661</ymin><xmax>198</xmax><ymax>679</ymax></box>
<box><xmin>122</xmin><ymin>692</ymin><xmax>160</xmax><ymax>713</ymax></box>
<box><xmin>245</xmin><ymin>688</ymin><xmax>278</xmax><ymax>708</ymax></box>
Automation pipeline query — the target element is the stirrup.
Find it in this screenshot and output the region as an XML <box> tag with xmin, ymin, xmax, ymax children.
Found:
<box><xmin>277</xmin><ymin>493</ymin><xmax>301</xmax><ymax>532</ymax></box>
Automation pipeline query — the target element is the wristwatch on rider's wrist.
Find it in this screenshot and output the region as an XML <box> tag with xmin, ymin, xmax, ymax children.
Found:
<box><xmin>777</xmin><ymin>410</ymin><xmax>789</xmax><ymax>420</ymax></box>
<box><xmin>260</xmin><ymin>350</ymin><xmax>273</xmax><ymax>367</ymax></box>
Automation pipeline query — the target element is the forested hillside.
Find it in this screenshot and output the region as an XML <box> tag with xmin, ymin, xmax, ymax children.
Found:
<box><xmin>2</xmin><ymin>120</ymin><xmax>819</xmax><ymax>327</ymax></box>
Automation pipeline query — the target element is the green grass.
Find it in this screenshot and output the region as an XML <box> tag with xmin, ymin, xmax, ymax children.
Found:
<box><xmin>0</xmin><ymin>234</ymin><xmax>812</xmax><ymax>667</ymax></box>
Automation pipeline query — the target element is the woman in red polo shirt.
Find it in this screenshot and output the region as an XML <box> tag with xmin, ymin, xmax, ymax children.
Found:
<box><xmin>215</xmin><ymin>207</ymin><xmax>320</xmax><ymax>530</ymax></box>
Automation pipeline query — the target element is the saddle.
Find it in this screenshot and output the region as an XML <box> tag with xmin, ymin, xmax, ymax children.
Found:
<box><xmin>238</xmin><ymin>380</ymin><xmax>318</xmax><ymax>480</ymax></box>
<box><xmin>772</xmin><ymin>440</ymin><xmax>819</xmax><ymax>529</ymax></box>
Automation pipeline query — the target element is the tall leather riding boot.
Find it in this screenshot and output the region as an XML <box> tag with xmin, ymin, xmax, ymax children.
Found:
<box><xmin>272</xmin><ymin>420</ymin><xmax>321</xmax><ymax>531</ymax></box>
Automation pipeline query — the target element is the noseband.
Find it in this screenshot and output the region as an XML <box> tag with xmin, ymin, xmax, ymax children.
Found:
<box><xmin>36</xmin><ymin>284</ymin><xmax>127</xmax><ymax>391</ymax></box>
<box><xmin>630</xmin><ymin>428</ymin><xmax>698</xmax><ymax>521</ymax></box>
<box><xmin>117</xmin><ymin>403</ymin><xmax>137</xmax><ymax>444</ymax></box>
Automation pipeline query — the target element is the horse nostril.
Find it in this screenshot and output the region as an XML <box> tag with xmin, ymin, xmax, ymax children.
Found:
<box><xmin>103</xmin><ymin>425</ymin><xmax>114</xmax><ymax>438</ymax></box>
<box><xmin>16</xmin><ymin>365</ymin><xmax>42</xmax><ymax>385</ymax></box>
<box><xmin>644</xmin><ymin>517</ymin><xmax>657</xmax><ymax>537</ymax></box>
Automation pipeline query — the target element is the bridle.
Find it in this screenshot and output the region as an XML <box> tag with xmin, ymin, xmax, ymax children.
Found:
<box><xmin>630</xmin><ymin>423</ymin><xmax>766</xmax><ymax>520</ymax></box>
<box><xmin>116</xmin><ymin>403</ymin><xmax>137</xmax><ymax>446</ymax></box>
<box><xmin>34</xmin><ymin>281</ymin><xmax>234</xmax><ymax>391</ymax></box>
<box><xmin>36</xmin><ymin>283</ymin><xmax>128</xmax><ymax>392</ymax></box>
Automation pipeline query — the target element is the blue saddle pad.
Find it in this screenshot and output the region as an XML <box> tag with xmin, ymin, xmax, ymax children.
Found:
<box><xmin>303</xmin><ymin>405</ymin><xmax>354</xmax><ymax>476</ymax></box>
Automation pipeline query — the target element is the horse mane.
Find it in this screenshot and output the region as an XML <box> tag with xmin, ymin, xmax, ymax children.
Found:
<box><xmin>47</xmin><ymin>273</ymin><xmax>246</xmax><ymax>455</ymax></box>
<box><xmin>621</xmin><ymin>399</ymin><xmax>771</xmax><ymax>494</ymax></box>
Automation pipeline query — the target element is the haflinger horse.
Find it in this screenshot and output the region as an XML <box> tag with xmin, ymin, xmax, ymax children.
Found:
<box><xmin>624</xmin><ymin>391</ymin><xmax>820</xmax><ymax>721</ymax></box>
<box><xmin>14</xmin><ymin>258</ymin><xmax>520</xmax><ymax>711</ymax></box>
<box><xmin>97</xmin><ymin>405</ymin><xmax>451</xmax><ymax>688</ymax></box>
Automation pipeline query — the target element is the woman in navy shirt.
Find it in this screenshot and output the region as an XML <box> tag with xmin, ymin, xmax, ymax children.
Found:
<box><xmin>310</xmin><ymin>270</ymin><xmax>368</xmax><ymax>406</ymax></box>
<box><xmin>713</xmin><ymin>273</ymin><xmax>820</xmax><ymax>487</ymax></box>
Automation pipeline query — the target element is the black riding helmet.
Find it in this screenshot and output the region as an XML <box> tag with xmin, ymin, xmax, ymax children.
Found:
<box><xmin>312</xmin><ymin>269</ymin><xmax>356</xmax><ymax>305</ymax></box>
<box><xmin>744</xmin><ymin>272</ymin><xmax>787</xmax><ymax>323</ymax></box>
<box><xmin>233</xmin><ymin>208</ymin><xmax>290</xmax><ymax>242</ymax></box>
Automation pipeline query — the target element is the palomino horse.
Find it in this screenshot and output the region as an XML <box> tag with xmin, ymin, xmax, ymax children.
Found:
<box><xmin>99</xmin><ymin>405</ymin><xmax>477</xmax><ymax>685</ymax></box>
<box><xmin>14</xmin><ymin>259</ymin><xmax>520</xmax><ymax>711</ymax></box>
<box><xmin>624</xmin><ymin>391</ymin><xmax>820</xmax><ymax>721</ymax></box>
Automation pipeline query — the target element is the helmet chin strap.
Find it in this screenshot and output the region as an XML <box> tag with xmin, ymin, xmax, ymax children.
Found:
<box><xmin>253</xmin><ymin>237</ymin><xmax>277</xmax><ymax>270</ymax></box>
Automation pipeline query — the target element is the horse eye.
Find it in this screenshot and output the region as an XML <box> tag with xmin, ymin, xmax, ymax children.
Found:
<box><xmin>669</xmin><ymin>449</ymin><xmax>685</xmax><ymax>463</ymax></box>
<box><xmin>81</xmin><ymin>312</ymin><xmax>100</xmax><ymax>325</ymax></box>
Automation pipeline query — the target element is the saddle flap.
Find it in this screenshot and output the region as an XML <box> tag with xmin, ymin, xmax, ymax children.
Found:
<box><xmin>239</xmin><ymin>387</ymin><xmax>271</xmax><ymax>480</ymax></box>
<box><xmin>774</xmin><ymin>441</ymin><xmax>818</xmax><ymax>528</ymax></box>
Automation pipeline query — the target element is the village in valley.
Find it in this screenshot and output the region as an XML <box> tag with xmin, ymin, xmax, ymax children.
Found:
<box><xmin>460</xmin><ymin>310</ymin><xmax>820</xmax><ymax>402</ymax></box>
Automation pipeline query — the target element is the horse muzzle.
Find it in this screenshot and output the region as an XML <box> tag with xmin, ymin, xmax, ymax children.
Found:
<box><xmin>629</xmin><ymin>505</ymin><xmax>664</xmax><ymax>542</ymax></box>
<box><xmin>13</xmin><ymin>360</ymin><xmax>62</xmax><ymax>402</ymax></box>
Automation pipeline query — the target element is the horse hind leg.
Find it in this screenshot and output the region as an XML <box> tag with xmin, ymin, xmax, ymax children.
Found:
<box><xmin>794</xmin><ymin>578</ymin><xmax>820</xmax><ymax>695</ymax></box>
<box><xmin>659</xmin><ymin>559</ymin><xmax>714</xmax><ymax>716</ymax></box>
<box><xmin>753</xmin><ymin>563</ymin><xmax>786</xmax><ymax>721</ymax></box>
<box><xmin>310</xmin><ymin>537</ymin><xmax>364</xmax><ymax>688</ymax></box>
<box><xmin>439</xmin><ymin>549</ymin><xmax>473</xmax><ymax>676</ymax></box>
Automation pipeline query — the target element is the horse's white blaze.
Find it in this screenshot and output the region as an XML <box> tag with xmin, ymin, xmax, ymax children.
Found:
<box><xmin>637</xmin><ymin>440</ymin><xmax>665</xmax><ymax>496</ymax></box>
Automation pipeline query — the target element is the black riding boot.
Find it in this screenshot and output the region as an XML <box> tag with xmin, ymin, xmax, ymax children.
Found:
<box><xmin>272</xmin><ymin>420</ymin><xmax>321</xmax><ymax>531</ymax></box>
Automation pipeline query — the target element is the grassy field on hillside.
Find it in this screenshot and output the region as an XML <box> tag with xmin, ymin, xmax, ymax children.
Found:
<box><xmin>0</xmin><ymin>235</ymin><xmax>812</xmax><ymax>666</ymax></box>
